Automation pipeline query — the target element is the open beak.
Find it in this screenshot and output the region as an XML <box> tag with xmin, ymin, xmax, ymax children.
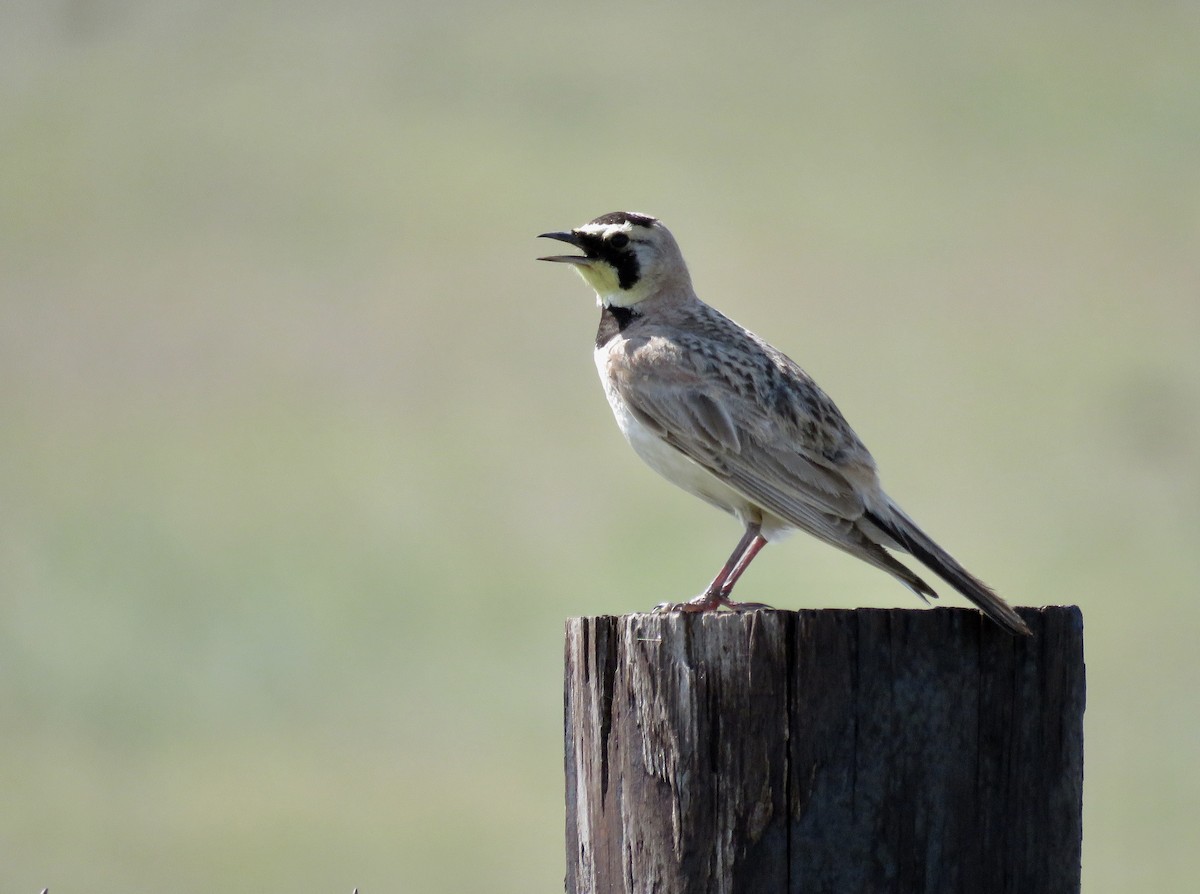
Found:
<box><xmin>537</xmin><ymin>231</ymin><xmax>591</xmax><ymax>265</ymax></box>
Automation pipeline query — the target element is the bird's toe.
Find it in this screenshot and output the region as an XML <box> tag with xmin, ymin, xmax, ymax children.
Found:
<box><xmin>723</xmin><ymin>599</ymin><xmax>774</xmax><ymax>612</ymax></box>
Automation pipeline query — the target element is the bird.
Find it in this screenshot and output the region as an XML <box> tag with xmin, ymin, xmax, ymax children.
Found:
<box><xmin>538</xmin><ymin>211</ymin><xmax>1030</xmax><ymax>636</ymax></box>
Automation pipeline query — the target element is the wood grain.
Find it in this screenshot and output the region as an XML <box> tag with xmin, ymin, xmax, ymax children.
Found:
<box><xmin>565</xmin><ymin>607</ymin><xmax>1084</xmax><ymax>894</ymax></box>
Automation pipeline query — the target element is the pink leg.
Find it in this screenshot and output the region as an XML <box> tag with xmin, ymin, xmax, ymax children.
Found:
<box><xmin>654</xmin><ymin>523</ymin><xmax>774</xmax><ymax>613</ymax></box>
<box><xmin>718</xmin><ymin>533</ymin><xmax>769</xmax><ymax>608</ymax></box>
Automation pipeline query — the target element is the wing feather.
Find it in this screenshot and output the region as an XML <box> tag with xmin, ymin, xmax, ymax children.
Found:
<box><xmin>605</xmin><ymin>327</ymin><xmax>940</xmax><ymax>599</ymax></box>
<box><xmin>610</xmin><ymin>335</ymin><xmax>874</xmax><ymax>527</ymax></box>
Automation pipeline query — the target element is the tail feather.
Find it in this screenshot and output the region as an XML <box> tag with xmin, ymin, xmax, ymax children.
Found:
<box><xmin>858</xmin><ymin>537</ymin><xmax>940</xmax><ymax>605</ymax></box>
<box><xmin>865</xmin><ymin>504</ymin><xmax>1031</xmax><ymax>636</ymax></box>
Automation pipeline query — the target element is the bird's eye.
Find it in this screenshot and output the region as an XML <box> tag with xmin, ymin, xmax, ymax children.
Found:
<box><xmin>609</xmin><ymin>232</ymin><xmax>629</xmax><ymax>249</ymax></box>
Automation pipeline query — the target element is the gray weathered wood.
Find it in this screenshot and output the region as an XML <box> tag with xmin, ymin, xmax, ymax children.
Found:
<box><xmin>564</xmin><ymin>607</ymin><xmax>1084</xmax><ymax>894</ymax></box>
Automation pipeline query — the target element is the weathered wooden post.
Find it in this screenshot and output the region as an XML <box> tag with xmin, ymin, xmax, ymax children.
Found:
<box><xmin>565</xmin><ymin>607</ymin><xmax>1084</xmax><ymax>894</ymax></box>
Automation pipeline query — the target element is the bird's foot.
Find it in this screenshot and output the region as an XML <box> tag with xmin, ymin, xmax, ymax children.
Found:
<box><xmin>653</xmin><ymin>591</ymin><xmax>724</xmax><ymax>613</ymax></box>
<box><xmin>652</xmin><ymin>593</ymin><xmax>774</xmax><ymax>614</ymax></box>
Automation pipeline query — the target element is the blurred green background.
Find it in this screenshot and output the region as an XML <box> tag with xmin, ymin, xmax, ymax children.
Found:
<box><xmin>2</xmin><ymin>1</ymin><xmax>1197</xmax><ymax>891</ymax></box>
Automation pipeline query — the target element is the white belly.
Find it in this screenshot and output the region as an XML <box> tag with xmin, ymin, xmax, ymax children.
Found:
<box><xmin>594</xmin><ymin>349</ymin><xmax>794</xmax><ymax>541</ymax></box>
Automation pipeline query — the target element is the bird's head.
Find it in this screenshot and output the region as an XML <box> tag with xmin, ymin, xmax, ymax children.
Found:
<box><xmin>538</xmin><ymin>211</ymin><xmax>691</xmax><ymax>307</ymax></box>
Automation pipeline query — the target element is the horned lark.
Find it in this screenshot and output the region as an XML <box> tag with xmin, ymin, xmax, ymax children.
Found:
<box><xmin>539</xmin><ymin>211</ymin><xmax>1029</xmax><ymax>636</ymax></box>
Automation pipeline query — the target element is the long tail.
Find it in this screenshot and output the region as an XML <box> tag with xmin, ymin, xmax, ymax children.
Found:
<box><xmin>866</xmin><ymin>502</ymin><xmax>1031</xmax><ymax>636</ymax></box>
